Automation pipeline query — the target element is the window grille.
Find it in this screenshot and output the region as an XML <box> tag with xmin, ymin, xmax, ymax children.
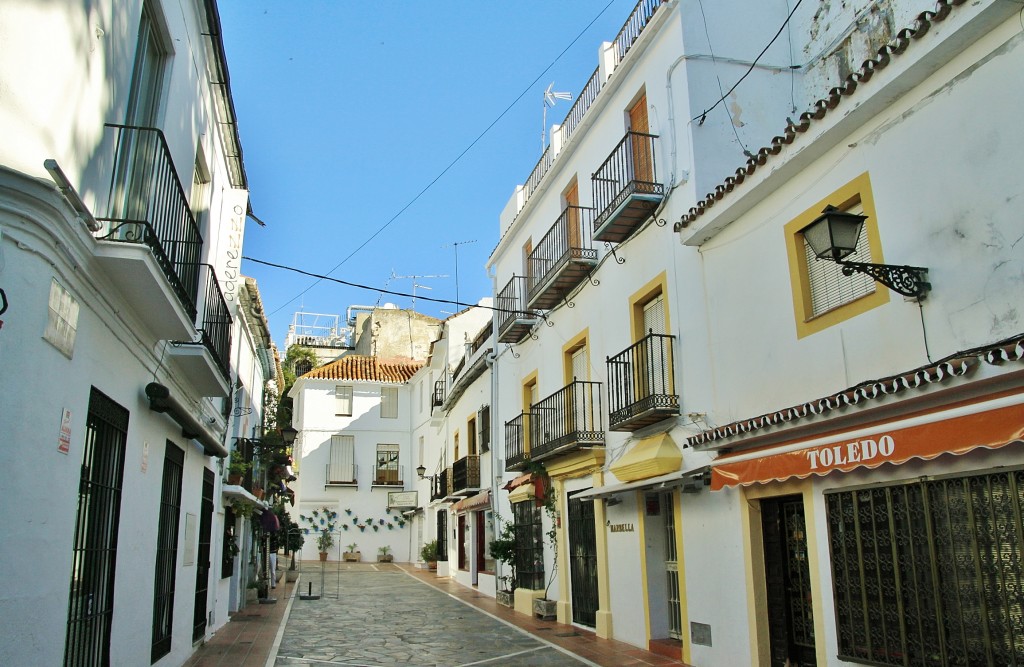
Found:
<box><xmin>825</xmin><ymin>468</ymin><xmax>1024</xmax><ymax>666</ymax></box>
<box><xmin>64</xmin><ymin>388</ymin><xmax>128</xmax><ymax>667</ymax></box>
<box><xmin>436</xmin><ymin>510</ymin><xmax>448</xmax><ymax>562</ymax></box>
<box><xmin>478</xmin><ymin>406</ymin><xmax>491</xmax><ymax>453</ymax></box>
<box><xmin>151</xmin><ymin>442</ymin><xmax>184</xmax><ymax>662</ymax></box>
<box><xmin>513</xmin><ymin>501</ymin><xmax>545</xmax><ymax>590</ymax></box>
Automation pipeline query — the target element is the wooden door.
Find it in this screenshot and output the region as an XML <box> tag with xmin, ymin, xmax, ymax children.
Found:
<box><xmin>628</xmin><ymin>95</ymin><xmax>653</xmax><ymax>183</ymax></box>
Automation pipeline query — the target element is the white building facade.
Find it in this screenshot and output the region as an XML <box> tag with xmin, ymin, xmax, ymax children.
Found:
<box><xmin>0</xmin><ymin>0</ymin><xmax>265</xmax><ymax>664</ymax></box>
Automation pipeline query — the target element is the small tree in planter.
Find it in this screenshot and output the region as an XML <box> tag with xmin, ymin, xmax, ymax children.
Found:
<box><xmin>489</xmin><ymin>518</ymin><xmax>516</xmax><ymax>607</ymax></box>
<box><xmin>343</xmin><ymin>542</ymin><xmax>360</xmax><ymax>562</ymax></box>
<box><xmin>529</xmin><ymin>463</ymin><xmax>559</xmax><ymax>620</ymax></box>
<box><xmin>377</xmin><ymin>545</ymin><xmax>393</xmax><ymax>563</ymax></box>
<box><xmin>419</xmin><ymin>540</ymin><xmax>439</xmax><ymax>570</ymax></box>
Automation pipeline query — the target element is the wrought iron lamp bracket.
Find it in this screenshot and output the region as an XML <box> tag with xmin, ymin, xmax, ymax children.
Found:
<box><xmin>836</xmin><ymin>260</ymin><xmax>930</xmax><ymax>299</ymax></box>
<box><xmin>505</xmin><ymin>343</ymin><xmax>520</xmax><ymax>359</ymax></box>
<box><xmin>655</xmin><ymin>218</ymin><xmax>667</xmax><ymax>228</ymax></box>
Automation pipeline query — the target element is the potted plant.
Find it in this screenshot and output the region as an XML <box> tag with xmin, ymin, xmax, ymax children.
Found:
<box><xmin>343</xmin><ymin>542</ymin><xmax>360</xmax><ymax>562</ymax></box>
<box><xmin>420</xmin><ymin>539</ymin><xmax>439</xmax><ymax>571</ymax></box>
<box><xmin>299</xmin><ymin>506</ymin><xmax>338</xmax><ymax>561</ymax></box>
<box><xmin>226</xmin><ymin>459</ymin><xmax>250</xmax><ymax>485</ymax></box>
<box><xmin>377</xmin><ymin>545</ymin><xmax>393</xmax><ymax>563</ymax></box>
<box><xmin>527</xmin><ymin>464</ymin><xmax>559</xmax><ymax>620</ymax></box>
<box><xmin>489</xmin><ymin>520</ymin><xmax>516</xmax><ymax>606</ymax></box>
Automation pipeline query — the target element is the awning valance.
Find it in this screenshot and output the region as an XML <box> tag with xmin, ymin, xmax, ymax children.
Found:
<box><xmin>453</xmin><ymin>489</ymin><xmax>491</xmax><ymax>513</ymax></box>
<box><xmin>711</xmin><ymin>396</ymin><xmax>1024</xmax><ymax>490</ymax></box>
<box><xmin>574</xmin><ymin>465</ymin><xmax>710</xmax><ymax>501</ymax></box>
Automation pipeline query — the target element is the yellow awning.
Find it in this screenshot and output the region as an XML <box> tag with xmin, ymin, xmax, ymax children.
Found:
<box><xmin>609</xmin><ymin>433</ymin><xmax>682</xmax><ymax>482</ymax></box>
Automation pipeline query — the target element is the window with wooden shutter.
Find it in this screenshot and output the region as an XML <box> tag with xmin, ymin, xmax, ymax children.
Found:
<box><xmin>328</xmin><ymin>435</ymin><xmax>355</xmax><ymax>483</ymax></box>
<box><xmin>803</xmin><ymin>201</ymin><xmax>875</xmax><ymax>317</ymax></box>
<box><xmin>335</xmin><ymin>386</ymin><xmax>353</xmax><ymax>416</ymax></box>
<box><xmin>380</xmin><ymin>386</ymin><xmax>399</xmax><ymax>419</ymax></box>
<box><xmin>478</xmin><ymin>406</ymin><xmax>491</xmax><ymax>453</ymax></box>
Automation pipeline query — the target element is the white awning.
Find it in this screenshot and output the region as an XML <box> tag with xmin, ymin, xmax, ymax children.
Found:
<box><xmin>575</xmin><ymin>466</ymin><xmax>710</xmax><ymax>501</ymax></box>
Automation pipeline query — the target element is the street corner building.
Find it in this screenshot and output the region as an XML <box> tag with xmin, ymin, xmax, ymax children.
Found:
<box><xmin>0</xmin><ymin>1</ymin><xmax>277</xmax><ymax>665</ymax></box>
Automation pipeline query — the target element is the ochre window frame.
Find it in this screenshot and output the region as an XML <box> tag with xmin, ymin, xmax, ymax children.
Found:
<box><xmin>784</xmin><ymin>172</ymin><xmax>889</xmax><ymax>338</ymax></box>
<box><xmin>562</xmin><ymin>329</ymin><xmax>590</xmax><ymax>384</ymax></box>
<box><xmin>629</xmin><ymin>271</ymin><xmax>670</xmax><ymax>342</ymax></box>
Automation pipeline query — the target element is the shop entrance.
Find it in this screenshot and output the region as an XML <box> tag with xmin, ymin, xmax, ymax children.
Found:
<box><xmin>567</xmin><ymin>493</ymin><xmax>598</xmax><ymax>627</ymax></box>
<box><xmin>761</xmin><ymin>495</ymin><xmax>816</xmax><ymax>666</ymax></box>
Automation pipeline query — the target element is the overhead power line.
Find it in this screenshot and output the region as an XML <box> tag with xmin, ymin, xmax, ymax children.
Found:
<box><xmin>691</xmin><ymin>0</ymin><xmax>804</xmax><ymax>124</ymax></box>
<box><xmin>266</xmin><ymin>0</ymin><xmax>618</xmax><ymax>317</ymax></box>
<box><xmin>246</xmin><ymin>255</ymin><xmax>525</xmax><ymax>317</ymax></box>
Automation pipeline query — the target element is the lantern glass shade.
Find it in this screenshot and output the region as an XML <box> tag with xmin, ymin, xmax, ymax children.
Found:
<box><xmin>416</xmin><ymin>464</ymin><xmax>427</xmax><ymax>479</ymax></box>
<box><xmin>802</xmin><ymin>206</ymin><xmax>867</xmax><ymax>261</ymax></box>
<box><xmin>280</xmin><ymin>426</ymin><xmax>298</xmax><ymax>445</ymax></box>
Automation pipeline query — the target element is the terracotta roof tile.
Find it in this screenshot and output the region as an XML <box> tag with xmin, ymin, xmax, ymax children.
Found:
<box><xmin>301</xmin><ymin>355</ymin><xmax>423</xmax><ymax>384</ymax></box>
<box><xmin>687</xmin><ymin>334</ymin><xmax>1024</xmax><ymax>448</ymax></box>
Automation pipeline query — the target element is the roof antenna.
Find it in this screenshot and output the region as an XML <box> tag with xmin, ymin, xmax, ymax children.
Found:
<box><xmin>441</xmin><ymin>240</ymin><xmax>477</xmax><ymax>307</ymax></box>
<box><xmin>390</xmin><ymin>271</ymin><xmax>448</xmax><ymax>311</ymax></box>
<box><xmin>542</xmin><ymin>82</ymin><xmax>572</xmax><ymax>154</ymax></box>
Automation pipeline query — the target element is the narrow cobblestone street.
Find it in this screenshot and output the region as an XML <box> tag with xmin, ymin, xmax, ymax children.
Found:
<box><xmin>276</xmin><ymin>564</ymin><xmax>590</xmax><ymax>667</ymax></box>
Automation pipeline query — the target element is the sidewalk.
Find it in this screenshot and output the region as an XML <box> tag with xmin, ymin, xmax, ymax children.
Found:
<box><xmin>186</xmin><ymin>562</ymin><xmax>690</xmax><ymax>667</ymax></box>
<box><xmin>185</xmin><ymin>569</ymin><xmax>298</xmax><ymax>667</ymax></box>
<box><xmin>400</xmin><ymin>564</ymin><xmax>689</xmax><ymax>667</ymax></box>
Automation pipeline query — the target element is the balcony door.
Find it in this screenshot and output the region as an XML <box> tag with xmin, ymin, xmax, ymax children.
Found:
<box><xmin>114</xmin><ymin>4</ymin><xmax>168</xmax><ymax>226</ymax></box>
<box><xmin>637</xmin><ymin>292</ymin><xmax>669</xmax><ymax>398</ymax></box>
<box><xmin>564</xmin><ymin>181</ymin><xmax>580</xmax><ymax>251</ymax></box>
<box><xmin>628</xmin><ymin>95</ymin><xmax>653</xmax><ymax>184</ymax></box>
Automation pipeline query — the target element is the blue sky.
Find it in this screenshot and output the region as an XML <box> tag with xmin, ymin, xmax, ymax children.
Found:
<box><xmin>219</xmin><ymin>1</ymin><xmax>645</xmax><ymax>348</ymax></box>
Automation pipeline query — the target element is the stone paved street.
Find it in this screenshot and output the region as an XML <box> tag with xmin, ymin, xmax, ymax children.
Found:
<box><xmin>276</xmin><ymin>564</ymin><xmax>592</xmax><ymax>667</ymax></box>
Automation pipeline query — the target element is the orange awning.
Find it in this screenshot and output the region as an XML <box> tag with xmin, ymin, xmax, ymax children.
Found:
<box><xmin>452</xmin><ymin>489</ymin><xmax>491</xmax><ymax>513</ymax></box>
<box><xmin>711</xmin><ymin>399</ymin><xmax>1024</xmax><ymax>490</ymax></box>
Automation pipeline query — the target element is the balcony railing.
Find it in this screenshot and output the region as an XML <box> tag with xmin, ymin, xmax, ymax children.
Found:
<box><xmin>451</xmin><ymin>455</ymin><xmax>481</xmax><ymax>495</ymax></box>
<box><xmin>526</xmin><ymin>206</ymin><xmax>598</xmax><ymax>310</ymax></box>
<box><xmin>431</xmin><ymin>468</ymin><xmax>449</xmax><ymax>501</ymax></box>
<box><xmin>326</xmin><ymin>463</ymin><xmax>357</xmax><ymax>486</ymax></box>
<box><xmin>606</xmin><ymin>332</ymin><xmax>679</xmax><ymax>431</ymax></box>
<box><xmin>432</xmin><ymin>379</ymin><xmax>446</xmax><ymax>408</ymax></box>
<box><xmin>592</xmin><ymin>131</ymin><xmax>664</xmax><ymax>243</ymax></box>
<box><xmin>196</xmin><ymin>264</ymin><xmax>231</xmax><ymax>381</ymax></box>
<box><xmin>96</xmin><ymin>124</ymin><xmax>204</xmax><ymax>320</ymax></box>
<box><xmin>613</xmin><ymin>0</ymin><xmax>666</xmax><ymax>63</ymax></box>
<box><xmin>513</xmin><ymin>0</ymin><xmax>666</xmax><ymax>218</ymax></box>
<box><xmin>373</xmin><ymin>465</ymin><xmax>404</xmax><ymax>486</ymax></box>
<box><xmin>497</xmin><ymin>276</ymin><xmax>539</xmax><ymax>343</ymax></box>
<box><xmin>504</xmin><ymin>412</ymin><xmax>534</xmax><ymax>472</ymax></box>
<box><xmin>530</xmin><ymin>380</ymin><xmax>604</xmax><ymax>461</ymax></box>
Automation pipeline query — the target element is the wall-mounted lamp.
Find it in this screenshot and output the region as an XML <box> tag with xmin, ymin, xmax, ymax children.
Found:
<box><xmin>280</xmin><ymin>426</ymin><xmax>298</xmax><ymax>446</ymax></box>
<box><xmin>802</xmin><ymin>206</ymin><xmax>931</xmax><ymax>299</ymax></box>
<box><xmin>416</xmin><ymin>464</ymin><xmax>437</xmax><ymax>481</ymax></box>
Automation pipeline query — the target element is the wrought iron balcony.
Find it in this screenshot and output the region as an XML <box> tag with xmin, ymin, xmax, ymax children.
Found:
<box><xmin>526</xmin><ymin>206</ymin><xmax>598</xmax><ymax>310</ymax></box>
<box><xmin>530</xmin><ymin>380</ymin><xmax>604</xmax><ymax>461</ymax></box>
<box><xmin>606</xmin><ymin>332</ymin><xmax>679</xmax><ymax>431</ymax></box>
<box><xmin>432</xmin><ymin>379</ymin><xmax>446</xmax><ymax>408</ymax></box>
<box><xmin>373</xmin><ymin>465</ymin><xmax>404</xmax><ymax>486</ymax></box>
<box><xmin>504</xmin><ymin>412</ymin><xmax>534</xmax><ymax>472</ymax></box>
<box><xmin>451</xmin><ymin>455</ymin><xmax>481</xmax><ymax>496</ymax></box>
<box><xmin>497</xmin><ymin>276</ymin><xmax>539</xmax><ymax>343</ymax></box>
<box><xmin>94</xmin><ymin>124</ymin><xmax>204</xmax><ymax>338</ymax></box>
<box><xmin>592</xmin><ymin>131</ymin><xmax>664</xmax><ymax>243</ymax></box>
<box><xmin>326</xmin><ymin>463</ymin><xmax>357</xmax><ymax>486</ymax></box>
<box><xmin>169</xmin><ymin>264</ymin><xmax>232</xmax><ymax>396</ymax></box>
<box><xmin>430</xmin><ymin>468</ymin><xmax>449</xmax><ymax>501</ymax></box>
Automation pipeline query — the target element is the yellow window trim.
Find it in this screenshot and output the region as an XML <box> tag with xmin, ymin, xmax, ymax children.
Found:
<box><xmin>562</xmin><ymin>328</ymin><xmax>590</xmax><ymax>384</ymax></box>
<box><xmin>521</xmin><ymin>370</ymin><xmax>538</xmax><ymax>412</ymax></box>
<box><xmin>784</xmin><ymin>172</ymin><xmax>889</xmax><ymax>339</ymax></box>
<box><xmin>628</xmin><ymin>271</ymin><xmax>670</xmax><ymax>341</ymax></box>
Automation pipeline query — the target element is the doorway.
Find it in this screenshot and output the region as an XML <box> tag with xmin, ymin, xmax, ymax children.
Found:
<box><xmin>761</xmin><ymin>495</ymin><xmax>816</xmax><ymax>666</ymax></box>
<box><xmin>567</xmin><ymin>493</ymin><xmax>598</xmax><ymax>627</ymax></box>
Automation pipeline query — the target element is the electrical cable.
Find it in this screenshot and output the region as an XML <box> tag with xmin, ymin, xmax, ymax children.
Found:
<box><xmin>246</xmin><ymin>255</ymin><xmax>528</xmax><ymax>317</ymax></box>
<box><xmin>695</xmin><ymin>0</ymin><xmax>752</xmax><ymax>157</ymax></box>
<box><xmin>266</xmin><ymin>0</ymin><xmax>620</xmax><ymax>317</ymax></box>
<box><xmin>691</xmin><ymin>0</ymin><xmax>804</xmax><ymax>124</ymax></box>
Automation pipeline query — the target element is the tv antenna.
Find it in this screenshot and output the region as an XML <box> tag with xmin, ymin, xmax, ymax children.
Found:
<box><xmin>542</xmin><ymin>82</ymin><xmax>572</xmax><ymax>154</ymax></box>
<box><xmin>390</xmin><ymin>272</ymin><xmax>448</xmax><ymax>311</ymax></box>
<box><xmin>441</xmin><ymin>239</ymin><xmax>477</xmax><ymax>307</ymax></box>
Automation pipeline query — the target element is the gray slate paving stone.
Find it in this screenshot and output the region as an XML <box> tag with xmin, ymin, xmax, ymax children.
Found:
<box><xmin>275</xmin><ymin>567</ymin><xmax>587</xmax><ymax>667</ymax></box>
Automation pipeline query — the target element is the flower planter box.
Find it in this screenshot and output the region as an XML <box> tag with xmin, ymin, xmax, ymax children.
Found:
<box><xmin>533</xmin><ymin>598</ymin><xmax>557</xmax><ymax>620</ymax></box>
<box><xmin>343</xmin><ymin>551</ymin><xmax>360</xmax><ymax>562</ymax></box>
<box><xmin>377</xmin><ymin>555</ymin><xmax>393</xmax><ymax>563</ymax></box>
<box><xmin>496</xmin><ymin>590</ymin><xmax>514</xmax><ymax>608</ymax></box>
